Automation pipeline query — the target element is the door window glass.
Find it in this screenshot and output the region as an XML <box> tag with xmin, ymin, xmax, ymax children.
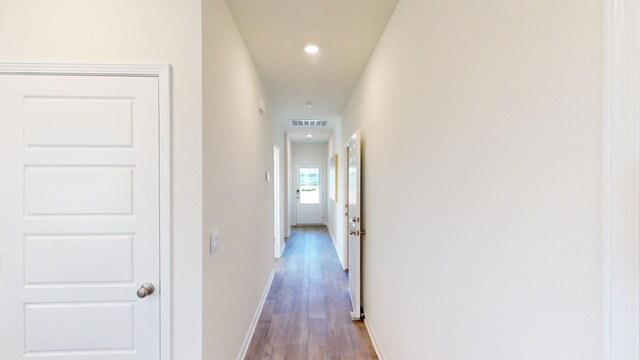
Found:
<box><xmin>300</xmin><ymin>168</ymin><xmax>320</xmax><ymax>204</ymax></box>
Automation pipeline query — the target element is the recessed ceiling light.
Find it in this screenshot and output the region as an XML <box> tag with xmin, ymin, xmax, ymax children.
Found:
<box><xmin>306</xmin><ymin>134</ymin><xmax>313</xmax><ymax>138</ymax></box>
<box><xmin>304</xmin><ymin>44</ymin><xmax>319</xmax><ymax>54</ymax></box>
<box><xmin>306</xmin><ymin>101</ymin><xmax>313</xmax><ymax>108</ymax></box>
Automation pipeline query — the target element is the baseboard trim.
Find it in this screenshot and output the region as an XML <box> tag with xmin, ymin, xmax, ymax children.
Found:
<box><xmin>364</xmin><ymin>316</ymin><xmax>385</xmax><ymax>360</ymax></box>
<box><xmin>237</xmin><ymin>270</ymin><xmax>275</xmax><ymax>360</ymax></box>
<box><xmin>327</xmin><ymin>224</ymin><xmax>335</xmax><ymax>243</ymax></box>
<box><xmin>326</xmin><ymin>225</ymin><xmax>346</xmax><ymax>270</ymax></box>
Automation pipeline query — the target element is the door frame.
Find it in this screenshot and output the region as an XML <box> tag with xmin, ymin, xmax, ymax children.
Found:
<box><xmin>603</xmin><ymin>2</ymin><xmax>640</xmax><ymax>359</ymax></box>
<box><xmin>0</xmin><ymin>63</ymin><xmax>173</xmax><ymax>360</ymax></box>
<box><xmin>293</xmin><ymin>163</ymin><xmax>325</xmax><ymax>225</ymax></box>
<box><xmin>273</xmin><ymin>145</ymin><xmax>283</xmax><ymax>258</ymax></box>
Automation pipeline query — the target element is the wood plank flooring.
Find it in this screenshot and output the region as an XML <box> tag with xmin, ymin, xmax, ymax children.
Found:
<box><xmin>245</xmin><ymin>226</ymin><xmax>377</xmax><ymax>360</ymax></box>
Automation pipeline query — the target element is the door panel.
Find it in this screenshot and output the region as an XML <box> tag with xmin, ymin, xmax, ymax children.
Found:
<box><xmin>25</xmin><ymin>303</ymin><xmax>135</xmax><ymax>353</ymax></box>
<box><xmin>24</xmin><ymin>166</ymin><xmax>134</xmax><ymax>215</ymax></box>
<box><xmin>24</xmin><ymin>97</ymin><xmax>133</xmax><ymax>147</ymax></box>
<box><xmin>0</xmin><ymin>74</ymin><xmax>161</xmax><ymax>359</ymax></box>
<box><xmin>295</xmin><ymin>164</ymin><xmax>324</xmax><ymax>224</ymax></box>
<box><xmin>346</xmin><ymin>131</ymin><xmax>362</xmax><ymax>320</ymax></box>
<box><xmin>25</xmin><ymin>234</ymin><xmax>134</xmax><ymax>285</ymax></box>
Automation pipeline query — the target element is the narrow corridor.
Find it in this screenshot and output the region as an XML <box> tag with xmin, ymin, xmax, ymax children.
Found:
<box><xmin>245</xmin><ymin>226</ymin><xmax>377</xmax><ymax>359</ymax></box>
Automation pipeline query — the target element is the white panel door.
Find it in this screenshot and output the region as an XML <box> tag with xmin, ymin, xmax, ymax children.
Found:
<box><xmin>295</xmin><ymin>164</ymin><xmax>324</xmax><ymax>225</ymax></box>
<box><xmin>0</xmin><ymin>74</ymin><xmax>161</xmax><ymax>359</ymax></box>
<box><xmin>346</xmin><ymin>131</ymin><xmax>362</xmax><ymax>320</ymax></box>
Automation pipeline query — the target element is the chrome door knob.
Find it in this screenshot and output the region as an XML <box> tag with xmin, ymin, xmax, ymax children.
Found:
<box><xmin>137</xmin><ymin>283</ymin><xmax>155</xmax><ymax>298</ymax></box>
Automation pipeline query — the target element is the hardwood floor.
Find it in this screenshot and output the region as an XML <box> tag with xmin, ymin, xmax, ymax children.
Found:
<box><xmin>245</xmin><ymin>226</ymin><xmax>377</xmax><ymax>360</ymax></box>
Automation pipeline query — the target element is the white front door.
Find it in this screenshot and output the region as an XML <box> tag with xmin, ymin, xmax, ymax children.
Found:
<box><xmin>346</xmin><ymin>131</ymin><xmax>362</xmax><ymax>320</ymax></box>
<box><xmin>295</xmin><ymin>164</ymin><xmax>324</xmax><ymax>224</ymax></box>
<box><xmin>0</xmin><ymin>73</ymin><xmax>161</xmax><ymax>359</ymax></box>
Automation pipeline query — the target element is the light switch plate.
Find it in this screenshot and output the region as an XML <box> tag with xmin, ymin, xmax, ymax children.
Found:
<box><xmin>210</xmin><ymin>229</ymin><xmax>220</xmax><ymax>254</ymax></box>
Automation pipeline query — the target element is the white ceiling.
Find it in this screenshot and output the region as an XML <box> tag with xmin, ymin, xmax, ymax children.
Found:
<box><xmin>226</xmin><ymin>0</ymin><xmax>398</xmax><ymax>143</ymax></box>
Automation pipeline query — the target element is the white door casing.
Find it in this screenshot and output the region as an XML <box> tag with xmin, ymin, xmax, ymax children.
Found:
<box><xmin>346</xmin><ymin>131</ymin><xmax>362</xmax><ymax>320</ymax></box>
<box><xmin>0</xmin><ymin>64</ymin><xmax>171</xmax><ymax>360</ymax></box>
<box><xmin>603</xmin><ymin>1</ymin><xmax>640</xmax><ymax>359</ymax></box>
<box><xmin>295</xmin><ymin>164</ymin><xmax>324</xmax><ymax>225</ymax></box>
<box><xmin>274</xmin><ymin>145</ymin><xmax>283</xmax><ymax>258</ymax></box>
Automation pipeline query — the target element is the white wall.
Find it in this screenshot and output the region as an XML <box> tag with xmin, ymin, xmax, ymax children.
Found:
<box><xmin>292</xmin><ymin>142</ymin><xmax>329</xmax><ymax>165</ymax></box>
<box><xmin>0</xmin><ymin>1</ymin><xmax>204</xmax><ymax>359</ymax></box>
<box><xmin>292</xmin><ymin>142</ymin><xmax>329</xmax><ymax>225</ymax></box>
<box><xmin>202</xmin><ymin>0</ymin><xmax>284</xmax><ymax>358</ymax></box>
<box><xmin>329</xmin><ymin>0</ymin><xmax>602</xmax><ymax>358</ymax></box>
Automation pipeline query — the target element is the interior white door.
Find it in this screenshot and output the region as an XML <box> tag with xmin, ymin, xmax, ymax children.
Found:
<box><xmin>346</xmin><ymin>131</ymin><xmax>362</xmax><ymax>320</ymax></box>
<box><xmin>0</xmin><ymin>74</ymin><xmax>161</xmax><ymax>359</ymax></box>
<box><xmin>295</xmin><ymin>164</ymin><xmax>324</xmax><ymax>224</ymax></box>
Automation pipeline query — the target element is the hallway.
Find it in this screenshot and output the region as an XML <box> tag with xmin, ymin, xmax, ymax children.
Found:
<box><xmin>245</xmin><ymin>226</ymin><xmax>377</xmax><ymax>359</ymax></box>
<box><xmin>0</xmin><ymin>0</ymin><xmax>611</xmax><ymax>358</ymax></box>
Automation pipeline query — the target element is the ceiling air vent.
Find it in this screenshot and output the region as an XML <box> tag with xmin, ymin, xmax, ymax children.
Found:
<box><xmin>290</xmin><ymin>119</ymin><xmax>328</xmax><ymax>127</ymax></box>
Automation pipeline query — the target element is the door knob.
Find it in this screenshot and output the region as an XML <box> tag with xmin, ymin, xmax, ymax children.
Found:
<box><xmin>137</xmin><ymin>283</ymin><xmax>155</xmax><ymax>298</ymax></box>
